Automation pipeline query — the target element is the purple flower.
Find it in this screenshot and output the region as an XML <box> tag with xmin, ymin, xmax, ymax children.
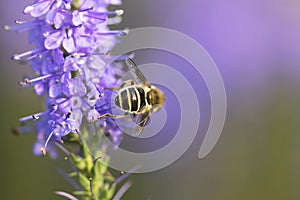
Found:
<box><xmin>8</xmin><ymin>0</ymin><xmax>126</xmax><ymax>156</ymax></box>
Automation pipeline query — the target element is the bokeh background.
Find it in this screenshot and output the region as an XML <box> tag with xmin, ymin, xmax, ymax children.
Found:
<box><xmin>1</xmin><ymin>0</ymin><xmax>300</xmax><ymax>199</ymax></box>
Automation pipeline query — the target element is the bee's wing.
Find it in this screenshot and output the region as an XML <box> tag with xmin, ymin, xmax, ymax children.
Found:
<box><xmin>125</xmin><ymin>58</ymin><xmax>148</xmax><ymax>85</ymax></box>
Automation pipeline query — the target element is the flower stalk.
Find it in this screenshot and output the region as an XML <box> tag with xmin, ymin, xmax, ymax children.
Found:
<box><xmin>7</xmin><ymin>0</ymin><xmax>131</xmax><ymax>199</ymax></box>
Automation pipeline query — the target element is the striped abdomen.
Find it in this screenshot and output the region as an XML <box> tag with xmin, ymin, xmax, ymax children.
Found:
<box><xmin>114</xmin><ymin>86</ymin><xmax>147</xmax><ymax>113</ymax></box>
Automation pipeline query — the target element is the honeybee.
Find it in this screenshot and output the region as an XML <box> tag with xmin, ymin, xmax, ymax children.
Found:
<box><xmin>97</xmin><ymin>58</ymin><xmax>165</xmax><ymax>134</ymax></box>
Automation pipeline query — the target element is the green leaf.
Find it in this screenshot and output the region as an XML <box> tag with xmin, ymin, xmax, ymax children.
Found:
<box><xmin>69</xmin><ymin>171</ymin><xmax>77</xmax><ymax>178</ymax></box>
<box><xmin>61</xmin><ymin>132</ymin><xmax>80</xmax><ymax>143</ymax></box>
<box><xmin>82</xmin><ymin>146</ymin><xmax>93</xmax><ymax>174</ymax></box>
<box><xmin>78</xmin><ymin>172</ymin><xmax>90</xmax><ymax>191</ymax></box>
<box><xmin>104</xmin><ymin>175</ymin><xmax>115</xmax><ymax>182</ymax></box>
<box><xmin>69</xmin><ymin>153</ymin><xmax>86</xmax><ymax>170</ymax></box>
<box><xmin>101</xmin><ymin>183</ymin><xmax>115</xmax><ymax>199</ymax></box>
<box><xmin>73</xmin><ymin>190</ymin><xmax>90</xmax><ymax>196</ymax></box>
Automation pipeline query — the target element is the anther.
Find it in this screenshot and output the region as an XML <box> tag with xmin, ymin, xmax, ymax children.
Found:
<box><xmin>43</xmin><ymin>32</ymin><xmax>49</xmax><ymax>37</ymax></box>
<box><xmin>41</xmin><ymin>131</ymin><xmax>54</xmax><ymax>156</ymax></box>
<box><xmin>40</xmin><ymin>147</ymin><xmax>47</xmax><ymax>156</ymax></box>
<box><xmin>11</xmin><ymin>128</ymin><xmax>21</xmax><ymax>136</ymax></box>
<box><xmin>66</xmin><ymin>111</ymin><xmax>72</xmax><ymax>119</ymax></box>
<box><xmin>104</xmin><ymin>51</ymin><xmax>111</xmax><ymax>57</ymax></box>
<box><xmin>32</xmin><ymin>114</ymin><xmax>40</xmax><ymax>120</ymax></box>
<box><xmin>19</xmin><ymin>111</ymin><xmax>47</xmax><ymax>124</ymax></box>
<box><xmin>51</xmin><ymin>104</ymin><xmax>58</xmax><ymax>110</ymax></box>
<box><xmin>11</xmin><ymin>126</ymin><xmax>32</xmax><ymax>135</ymax></box>
<box><xmin>15</xmin><ymin>20</ymin><xmax>22</xmax><ymax>24</ymax></box>
<box><xmin>18</xmin><ymin>74</ymin><xmax>54</xmax><ymax>88</ymax></box>
<box><xmin>5</xmin><ymin>20</ymin><xmax>40</xmax><ymax>32</ymax></box>
<box><xmin>115</xmin><ymin>10</ymin><xmax>124</xmax><ymax>16</ymax></box>
<box><xmin>12</xmin><ymin>48</ymin><xmax>45</xmax><ymax>61</ymax></box>
<box><xmin>3</xmin><ymin>25</ymin><xmax>10</xmax><ymax>31</ymax></box>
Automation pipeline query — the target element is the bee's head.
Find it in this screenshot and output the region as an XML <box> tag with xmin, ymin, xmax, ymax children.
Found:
<box><xmin>147</xmin><ymin>86</ymin><xmax>165</xmax><ymax>112</ymax></box>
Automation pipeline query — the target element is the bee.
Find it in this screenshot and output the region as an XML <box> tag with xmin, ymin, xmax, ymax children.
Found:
<box><xmin>97</xmin><ymin>58</ymin><xmax>165</xmax><ymax>134</ymax></box>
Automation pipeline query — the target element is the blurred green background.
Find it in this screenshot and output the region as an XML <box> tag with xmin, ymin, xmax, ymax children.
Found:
<box><xmin>1</xmin><ymin>0</ymin><xmax>300</xmax><ymax>199</ymax></box>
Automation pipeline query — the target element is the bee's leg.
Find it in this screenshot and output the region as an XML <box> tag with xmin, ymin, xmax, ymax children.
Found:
<box><xmin>97</xmin><ymin>113</ymin><xmax>128</xmax><ymax>119</ymax></box>
<box><xmin>120</xmin><ymin>79</ymin><xmax>135</xmax><ymax>87</ymax></box>
<box><xmin>104</xmin><ymin>80</ymin><xmax>134</xmax><ymax>91</ymax></box>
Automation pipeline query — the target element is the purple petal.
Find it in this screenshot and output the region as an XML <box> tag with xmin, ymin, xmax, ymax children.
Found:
<box><xmin>75</xmin><ymin>35</ymin><xmax>93</xmax><ymax>51</ymax></box>
<box><xmin>87</xmin><ymin>109</ymin><xmax>100</xmax><ymax>122</ymax></box>
<box><xmin>79</xmin><ymin>0</ymin><xmax>95</xmax><ymax>10</ymax></box>
<box><xmin>34</xmin><ymin>83</ymin><xmax>46</xmax><ymax>95</ymax></box>
<box><xmin>33</xmin><ymin>140</ymin><xmax>57</xmax><ymax>158</ymax></box>
<box><xmin>63</xmin><ymin>37</ymin><xmax>76</xmax><ymax>53</ymax></box>
<box><xmin>64</xmin><ymin>56</ymin><xmax>79</xmax><ymax>71</ymax></box>
<box><xmin>86</xmin><ymin>82</ymin><xmax>100</xmax><ymax>106</ymax></box>
<box><xmin>53</xmin><ymin>10</ymin><xmax>66</xmax><ymax>29</ymax></box>
<box><xmin>44</xmin><ymin>31</ymin><xmax>63</xmax><ymax>50</ymax></box>
<box><xmin>53</xmin><ymin>10</ymin><xmax>73</xmax><ymax>29</ymax></box>
<box><xmin>24</xmin><ymin>0</ymin><xmax>52</xmax><ymax>17</ymax></box>
<box><xmin>56</xmin><ymin>98</ymin><xmax>71</xmax><ymax>113</ymax></box>
<box><xmin>52</xmin><ymin>49</ymin><xmax>64</xmax><ymax>65</ymax></box>
<box><xmin>45</xmin><ymin>8</ymin><xmax>56</xmax><ymax>24</ymax></box>
<box><xmin>72</xmin><ymin>11</ymin><xmax>82</xmax><ymax>26</ymax></box>
<box><xmin>49</xmin><ymin>81</ymin><xmax>63</xmax><ymax>98</ymax></box>
<box><xmin>70</xmin><ymin>97</ymin><xmax>83</xmax><ymax>110</ymax></box>
<box><xmin>68</xmin><ymin>109</ymin><xmax>82</xmax><ymax>127</ymax></box>
<box><xmin>65</xmin><ymin>78</ymin><xmax>87</xmax><ymax>97</ymax></box>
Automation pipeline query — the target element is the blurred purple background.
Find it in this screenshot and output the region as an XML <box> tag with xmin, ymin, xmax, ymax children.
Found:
<box><xmin>1</xmin><ymin>0</ymin><xmax>300</xmax><ymax>199</ymax></box>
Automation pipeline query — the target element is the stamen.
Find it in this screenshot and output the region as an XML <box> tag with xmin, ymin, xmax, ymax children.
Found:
<box><xmin>55</xmin><ymin>141</ymin><xmax>71</xmax><ymax>155</ymax></box>
<box><xmin>56</xmin><ymin>168</ymin><xmax>82</xmax><ymax>190</ymax></box>
<box><xmin>97</xmin><ymin>29</ymin><xmax>128</xmax><ymax>36</ymax></box>
<box><xmin>40</xmin><ymin>131</ymin><xmax>54</xmax><ymax>155</ymax></box>
<box><xmin>11</xmin><ymin>126</ymin><xmax>32</xmax><ymax>135</ymax></box>
<box><xmin>12</xmin><ymin>48</ymin><xmax>45</xmax><ymax>61</ymax></box>
<box><xmin>89</xmin><ymin>178</ymin><xmax>94</xmax><ymax>198</ymax></box>
<box><xmin>18</xmin><ymin>78</ymin><xmax>30</xmax><ymax>87</ymax></box>
<box><xmin>100</xmin><ymin>10</ymin><xmax>124</xmax><ymax>16</ymax></box>
<box><xmin>66</xmin><ymin>111</ymin><xmax>72</xmax><ymax>119</ymax></box>
<box><xmin>115</xmin><ymin>10</ymin><xmax>124</xmax><ymax>16</ymax></box>
<box><xmin>112</xmin><ymin>181</ymin><xmax>132</xmax><ymax>200</ymax></box>
<box><xmin>89</xmin><ymin>52</ymin><xmax>106</xmax><ymax>57</ymax></box>
<box><xmin>78</xmin><ymin>7</ymin><xmax>94</xmax><ymax>12</ymax></box>
<box><xmin>4</xmin><ymin>20</ymin><xmax>41</xmax><ymax>32</ymax></box>
<box><xmin>19</xmin><ymin>111</ymin><xmax>48</xmax><ymax>124</ymax></box>
<box><xmin>85</xmin><ymin>12</ymin><xmax>107</xmax><ymax>21</ymax></box>
<box><xmin>93</xmin><ymin>156</ymin><xmax>102</xmax><ymax>165</ymax></box>
<box><xmin>55</xmin><ymin>191</ymin><xmax>78</xmax><ymax>200</ymax></box>
<box><xmin>18</xmin><ymin>74</ymin><xmax>54</xmax><ymax>87</ymax></box>
<box><xmin>110</xmin><ymin>165</ymin><xmax>140</xmax><ymax>187</ymax></box>
<box><xmin>25</xmin><ymin>53</ymin><xmax>46</xmax><ymax>60</ymax></box>
<box><xmin>95</xmin><ymin>102</ymin><xmax>110</xmax><ymax>110</ymax></box>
